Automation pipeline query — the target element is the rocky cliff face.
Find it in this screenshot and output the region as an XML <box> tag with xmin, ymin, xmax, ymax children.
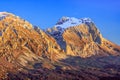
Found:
<box><xmin>46</xmin><ymin>17</ymin><xmax>120</xmax><ymax>58</ymax></box>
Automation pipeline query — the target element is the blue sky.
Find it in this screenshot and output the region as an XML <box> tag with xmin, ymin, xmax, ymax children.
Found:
<box><xmin>0</xmin><ymin>0</ymin><xmax>120</xmax><ymax>45</ymax></box>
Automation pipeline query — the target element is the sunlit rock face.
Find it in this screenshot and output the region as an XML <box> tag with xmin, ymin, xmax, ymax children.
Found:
<box><xmin>63</xmin><ymin>23</ymin><xmax>102</xmax><ymax>57</ymax></box>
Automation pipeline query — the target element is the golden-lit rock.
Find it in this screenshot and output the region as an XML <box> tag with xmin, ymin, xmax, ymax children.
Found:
<box><xmin>0</xmin><ymin>12</ymin><xmax>120</xmax><ymax>80</ymax></box>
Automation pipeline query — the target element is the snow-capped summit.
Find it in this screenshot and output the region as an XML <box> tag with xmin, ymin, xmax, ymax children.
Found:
<box><xmin>46</xmin><ymin>17</ymin><xmax>93</xmax><ymax>40</ymax></box>
<box><xmin>55</xmin><ymin>17</ymin><xmax>93</xmax><ymax>28</ymax></box>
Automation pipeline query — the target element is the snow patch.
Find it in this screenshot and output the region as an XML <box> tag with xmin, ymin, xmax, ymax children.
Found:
<box><xmin>55</xmin><ymin>17</ymin><xmax>93</xmax><ymax>29</ymax></box>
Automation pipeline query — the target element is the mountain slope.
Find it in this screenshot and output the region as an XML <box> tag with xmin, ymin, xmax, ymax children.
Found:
<box><xmin>0</xmin><ymin>12</ymin><xmax>120</xmax><ymax>80</ymax></box>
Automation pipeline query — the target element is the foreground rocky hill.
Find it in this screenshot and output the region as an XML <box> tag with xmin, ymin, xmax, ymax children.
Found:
<box><xmin>0</xmin><ymin>12</ymin><xmax>65</xmax><ymax>79</ymax></box>
<box><xmin>0</xmin><ymin>12</ymin><xmax>120</xmax><ymax>80</ymax></box>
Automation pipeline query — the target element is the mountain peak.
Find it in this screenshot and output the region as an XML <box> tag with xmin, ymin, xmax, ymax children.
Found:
<box><xmin>46</xmin><ymin>16</ymin><xmax>120</xmax><ymax>57</ymax></box>
<box><xmin>55</xmin><ymin>16</ymin><xmax>93</xmax><ymax>28</ymax></box>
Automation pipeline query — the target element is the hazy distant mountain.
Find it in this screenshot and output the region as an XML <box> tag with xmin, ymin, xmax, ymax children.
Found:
<box><xmin>0</xmin><ymin>12</ymin><xmax>120</xmax><ymax>80</ymax></box>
